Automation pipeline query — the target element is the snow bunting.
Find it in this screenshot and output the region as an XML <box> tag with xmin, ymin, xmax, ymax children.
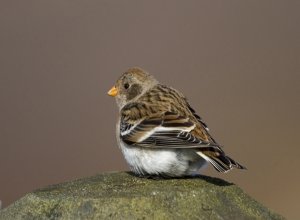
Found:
<box><xmin>108</xmin><ymin>67</ymin><xmax>246</xmax><ymax>177</ymax></box>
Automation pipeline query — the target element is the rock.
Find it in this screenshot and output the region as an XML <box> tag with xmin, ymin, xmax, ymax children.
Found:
<box><xmin>0</xmin><ymin>172</ymin><xmax>283</xmax><ymax>220</ymax></box>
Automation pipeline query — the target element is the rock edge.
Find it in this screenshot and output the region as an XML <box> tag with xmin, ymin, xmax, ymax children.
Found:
<box><xmin>0</xmin><ymin>172</ymin><xmax>284</xmax><ymax>220</ymax></box>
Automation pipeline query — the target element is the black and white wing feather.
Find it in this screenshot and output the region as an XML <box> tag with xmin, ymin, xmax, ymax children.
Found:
<box><xmin>120</xmin><ymin>112</ymin><xmax>219</xmax><ymax>149</ymax></box>
<box><xmin>120</xmin><ymin>111</ymin><xmax>246</xmax><ymax>173</ymax></box>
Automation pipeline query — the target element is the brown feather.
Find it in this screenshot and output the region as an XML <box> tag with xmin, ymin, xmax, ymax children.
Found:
<box><xmin>116</xmin><ymin>67</ymin><xmax>246</xmax><ymax>172</ymax></box>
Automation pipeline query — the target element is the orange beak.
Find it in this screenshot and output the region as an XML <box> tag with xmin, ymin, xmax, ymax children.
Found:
<box><xmin>107</xmin><ymin>86</ymin><xmax>118</xmax><ymax>97</ymax></box>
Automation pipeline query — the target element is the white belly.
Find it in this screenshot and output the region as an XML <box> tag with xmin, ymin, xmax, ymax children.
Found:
<box><xmin>119</xmin><ymin>140</ymin><xmax>207</xmax><ymax>177</ymax></box>
<box><xmin>116</xmin><ymin>119</ymin><xmax>207</xmax><ymax>177</ymax></box>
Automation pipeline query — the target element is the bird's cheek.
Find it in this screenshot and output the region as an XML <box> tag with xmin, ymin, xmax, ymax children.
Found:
<box><xmin>115</xmin><ymin>94</ymin><xmax>127</xmax><ymax>108</ymax></box>
<box><xmin>126</xmin><ymin>84</ymin><xmax>142</xmax><ymax>100</ymax></box>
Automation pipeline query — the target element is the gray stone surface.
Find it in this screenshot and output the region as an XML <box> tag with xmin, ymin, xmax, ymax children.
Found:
<box><xmin>0</xmin><ymin>172</ymin><xmax>284</xmax><ymax>220</ymax></box>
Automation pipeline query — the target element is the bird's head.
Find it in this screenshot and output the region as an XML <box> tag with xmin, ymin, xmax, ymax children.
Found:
<box><xmin>108</xmin><ymin>67</ymin><xmax>158</xmax><ymax>109</ymax></box>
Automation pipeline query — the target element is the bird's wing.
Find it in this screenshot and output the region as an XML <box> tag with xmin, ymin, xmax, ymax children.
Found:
<box><xmin>185</xmin><ymin>101</ymin><xmax>209</xmax><ymax>131</ymax></box>
<box><xmin>120</xmin><ymin>111</ymin><xmax>247</xmax><ymax>172</ymax></box>
<box><xmin>120</xmin><ymin>111</ymin><xmax>220</xmax><ymax>149</ymax></box>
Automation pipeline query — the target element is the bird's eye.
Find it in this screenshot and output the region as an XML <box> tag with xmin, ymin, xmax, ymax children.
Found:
<box><xmin>124</xmin><ymin>83</ymin><xmax>130</xmax><ymax>89</ymax></box>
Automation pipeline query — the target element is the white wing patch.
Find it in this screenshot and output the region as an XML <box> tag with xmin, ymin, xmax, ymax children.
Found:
<box><xmin>120</xmin><ymin>119</ymin><xmax>142</xmax><ymax>136</ymax></box>
<box><xmin>136</xmin><ymin>124</ymin><xmax>196</xmax><ymax>142</ymax></box>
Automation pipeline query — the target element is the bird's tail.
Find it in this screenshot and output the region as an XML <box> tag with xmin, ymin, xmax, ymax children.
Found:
<box><xmin>197</xmin><ymin>148</ymin><xmax>246</xmax><ymax>173</ymax></box>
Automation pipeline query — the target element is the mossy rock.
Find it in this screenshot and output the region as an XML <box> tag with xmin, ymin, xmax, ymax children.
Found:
<box><xmin>0</xmin><ymin>172</ymin><xmax>283</xmax><ymax>220</ymax></box>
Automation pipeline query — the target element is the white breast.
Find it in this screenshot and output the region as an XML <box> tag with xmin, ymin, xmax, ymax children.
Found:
<box><xmin>119</xmin><ymin>140</ymin><xmax>188</xmax><ymax>176</ymax></box>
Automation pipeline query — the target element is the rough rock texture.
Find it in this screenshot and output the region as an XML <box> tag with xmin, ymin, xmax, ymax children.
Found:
<box><xmin>0</xmin><ymin>172</ymin><xmax>283</xmax><ymax>220</ymax></box>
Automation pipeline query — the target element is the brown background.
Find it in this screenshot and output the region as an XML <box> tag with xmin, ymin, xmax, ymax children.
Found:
<box><xmin>0</xmin><ymin>1</ymin><xmax>299</xmax><ymax>219</ymax></box>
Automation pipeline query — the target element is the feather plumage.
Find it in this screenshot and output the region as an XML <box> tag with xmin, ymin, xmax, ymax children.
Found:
<box><xmin>109</xmin><ymin>67</ymin><xmax>246</xmax><ymax>176</ymax></box>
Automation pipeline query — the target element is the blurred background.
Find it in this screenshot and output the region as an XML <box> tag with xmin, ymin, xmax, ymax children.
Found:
<box><xmin>0</xmin><ymin>1</ymin><xmax>299</xmax><ymax>219</ymax></box>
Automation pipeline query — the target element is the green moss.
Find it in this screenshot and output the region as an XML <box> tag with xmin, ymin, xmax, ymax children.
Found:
<box><xmin>0</xmin><ymin>172</ymin><xmax>284</xmax><ymax>220</ymax></box>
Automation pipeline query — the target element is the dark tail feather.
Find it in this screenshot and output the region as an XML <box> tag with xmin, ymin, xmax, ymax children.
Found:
<box><xmin>197</xmin><ymin>150</ymin><xmax>246</xmax><ymax>173</ymax></box>
<box><xmin>227</xmin><ymin>156</ymin><xmax>247</xmax><ymax>170</ymax></box>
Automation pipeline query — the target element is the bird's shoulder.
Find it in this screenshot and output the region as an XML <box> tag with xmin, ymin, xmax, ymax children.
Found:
<box><xmin>147</xmin><ymin>84</ymin><xmax>217</xmax><ymax>144</ymax></box>
<box><xmin>120</xmin><ymin>84</ymin><xmax>217</xmax><ymax>144</ymax></box>
<box><xmin>120</xmin><ymin>84</ymin><xmax>174</xmax><ymax>121</ymax></box>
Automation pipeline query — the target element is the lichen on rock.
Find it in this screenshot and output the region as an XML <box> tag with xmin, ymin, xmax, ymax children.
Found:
<box><xmin>0</xmin><ymin>172</ymin><xmax>284</xmax><ymax>220</ymax></box>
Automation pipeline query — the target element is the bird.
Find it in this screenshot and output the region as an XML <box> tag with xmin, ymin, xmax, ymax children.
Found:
<box><xmin>108</xmin><ymin>67</ymin><xmax>246</xmax><ymax>177</ymax></box>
